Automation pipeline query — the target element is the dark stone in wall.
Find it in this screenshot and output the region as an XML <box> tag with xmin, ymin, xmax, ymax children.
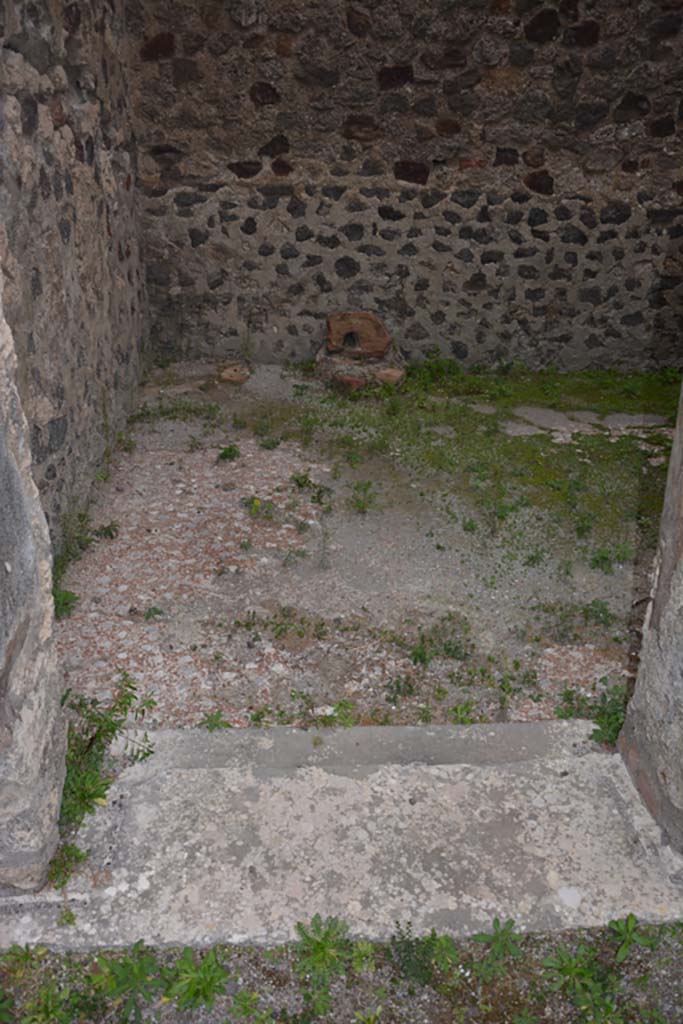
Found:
<box><xmin>650</xmin><ymin>116</ymin><xmax>676</xmax><ymax>138</ymax></box>
<box><xmin>250</xmin><ymin>81</ymin><xmax>280</xmax><ymax>105</ymax></box>
<box><xmin>495</xmin><ymin>148</ymin><xmax>519</xmax><ymax>166</ymax></box>
<box><xmin>378</xmin><ymin>65</ymin><xmax>414</xmax><ymax>90</ymax></box>
<box><xmin>347</xmin><ymin>8</ymin><xmax>371</xmax><ymax>38</ymax></box>
<box><xmin>259</xmin><ymin>135</ymin><xmax>290</xmax><ymax>157</ymax></box>
<box><xmin>614</xmin><ymin>92</ymin><xmax>651</xmax><ymax>123</ymax></box>
<box><xmin>394</xmin><ymin>161</ymin><xmax>430</xmax><ymax>186</ymax></box>
<box><xmin>229</xmin><ymin>161</ymin><xmax>263</xmax><ymax>178</ymax></box>
<box><xmin>524</xmin><ymin>9</ymin><xmax>560</xmax><ymax>44</ymax></box>
<box><xmin>342</xmin><ymin>114</ymin><xmax>381</xmax><ymax>143</ymax></box>
<box><xmin>563</xmin><ymin>21</ymin><xmax>600</xmax><ymax>47</ymax></box>
<box><xmin>141</xmin><ymin>31</ymin><xmax>175</xmax><ymax>60</ymax></box>
<box><xmin>524</xmin><ymin>170</ymin><xmax>554</xmax><ymax>195</ymax></box>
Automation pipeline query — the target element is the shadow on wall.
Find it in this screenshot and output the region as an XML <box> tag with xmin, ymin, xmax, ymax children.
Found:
<box><xmin>620</xmin><ymin>332</ymin><xmax>683</xmax><ymax>850</ymax></box>
<box><xmin>0</xmin><ymin>273</ymin><xmax>65</xmax><ymax>892</ymax></box>
<box><xmin>626</xmin><ymin>220</ymin><xmax>683</xmax><ymax>638</ymax></box>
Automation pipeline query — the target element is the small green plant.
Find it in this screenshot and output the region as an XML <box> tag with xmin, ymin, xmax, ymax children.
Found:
<box><xmin>57</xmin><ymin>908</ymin><xmax>76</xmax><ymax>927</ymax></box>
<box><xmin>291</xmin><ymin>473</ymin><xmax>333</xmax><ymax>508</ymax></box>
<box><xmin>316</xmin><ymin>700</ymin><xmax>357</xmax><ymax>728</ymax></box>
<box><xmin>581</xmin><ymin>599</ymin><xmax>615</xmax><ymax>627</ymax></box>
<box><xmin>384</xmin><ymin>677</ymin><xmax>415</xmax><ymax>706</ymax></box>
<box><xmin>91</xmin><ymin>942</ymin><xmax>163</xmax><ymax>1023</ymax></box>
<box><xmin>542</xmin><ymin>943</ymin><xmax>620</xmax><ymax>1019</ymax></box>
<box><xmin>472</xmin><ymin>917</ymin><xmax>522</xmax><ymax>980</ymax></box>
<box><xmin>53</xmin><ymin>586</ymin><xmax>79</xmax><ymax>620</ymax></box>
<box><xmin>355</xmin><ymin>1008</ymin><xmax>383</xmax><ymax>1024</ymax></box>
<box><xmin>243</xmin><ymin>496</ymin><xmax>275</xmax><ymax>519</ymax></box>
<box><xmin>608</xmin><ymin>914</ymin><xmax>657</xmax><ymax>963</ymax></box>
<box><xmin>250</xmin><ymin>706</ymin><xmax>272</xmax><ymax>725</ymax></box>
<box><xmin>92</xmin><ymin>520</ymin><xmax>120</xmax><ymax>540</ymax></box>
<box><xmin>130</xmin><ymin>398</ymin><xmax>220</xmax><ymax>426</ymax></box>
<box><xmin>410</xmin><ymin>634</ymin><xmax>431</xmax><ymax>667</ymax></box>
<box><xmin>163</xmin><ymin>947</ymin><xmax>229</xmax><ymax>1010</ymax></box>
<box><xmin>3</xmin><ymin>944</ymin><xmax>47</xmax><ymax>977</ymax></box>
<box><xmin>260</xmin><ymin>437</ymin><xmax>281</xmax><ymax>450</ymax></box>
<box><xmin>462</xmin><ymin>517</ymin><xmax>478</xmax><ymax>533</ymax></box>
<box><xmin>0</xmin><ymin>988</ymin><xmax>14</xmax><ymax>1024</ymax></box>
<box><xmin>590</xmin><ymin>548</ymin><xmax>615</xmax><ymax>574</ymax></box>
<box><xmin>555</xmin><ymin>682</ymin><xmax>628</xmax><ymax>745</ymax></box>
<box><xmin>292</xmin><ymin>472</ymin><xmax>313</xmax><ymax>489</ymax></box>
<box><xmin>21</xmin><ymin>983</ymin><xmax>72</xmax><ymax>1024</ymax></box>
<box><xmin>352</xmin><ymin>940</ymin><xmax>377</xmax><ymax>975</ymax></box>
<box><xmin>198</xmin><ymin>710</ymin><xmax>233</xmax><ymax>732</ymax></box>
<box><xmin>218</xmin><ymin>444</ymin><xmax>241</xmax><ymax>461</ymax></box>
<box><xmin>117</xmin><ymin>431</ymin><xmax>136</xmax><ymax>453</ymax></box>
<box><xmin>231</xmin><ymin>989</ymin><xmax>275</xmax><ymax>1022</ymax></box>
<box><xmin>47</xmin><ymin>842</ymin><xmax>88</xmax><ymax>889</ymax></box>
<box><xmin>448</xmin><ymin>701</ymin><xmax>477</xmax><ymax>725</ymax></box>
<box><xmin>240</xmin><ymin>538</ymin><xmax>253</xmax><ymax>551</ymax></box>
<box><xmin>389</xmin><ymin>922</ymin><xmax>458</xmax><ymax>987</ymax></box>
<box><xmin>294</xmin><ymin>915</ymin><xmax>352</xmax><ymax>1015</ymax></box>
<box><xmin>58</xmin><ymin>674</ymin><xmax>155</xmax><ymax>835</ymax></box>
<box><xmin>144</xmin><ymin>606</ymin><xmax>164</xmax><ymax>621</ymax></box>
<box><xmin>349</xmin><ymin>480</ymin><xmax>377</xmax><ymax>514</ymax></box>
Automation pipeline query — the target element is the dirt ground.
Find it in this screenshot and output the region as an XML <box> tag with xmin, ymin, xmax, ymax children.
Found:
<box><xmin>54</xmin><ymin>362</ymin><xmax>676</xmax><ymax>732</ymax></box>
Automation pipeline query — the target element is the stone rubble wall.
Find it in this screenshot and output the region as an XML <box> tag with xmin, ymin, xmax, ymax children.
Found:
<box><xmin>0</xmin><ymin>269</ymin><xmax>65</xmax><ymax>892</ymax></box>
<box><xmin>129</xmin><ymin>0</ymin><xmax>683</xmax><ymax>368</ymax></box>
<box><xmin>0</xmin><ymin>0</ymin><xmax>147</xmax><ymax>544</ymax></box>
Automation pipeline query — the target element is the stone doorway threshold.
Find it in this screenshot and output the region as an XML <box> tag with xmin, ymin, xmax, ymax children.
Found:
<box><xmin>2</xmin><ymin>721</ymin><xmax>683</xmax><ymax>949</ymax></box>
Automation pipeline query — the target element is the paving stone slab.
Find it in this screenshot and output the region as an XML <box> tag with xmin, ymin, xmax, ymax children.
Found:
<box><xmin>2</xmin><ymin>723</ymin><xmax>683</xmax><ymax>951</ymax></box>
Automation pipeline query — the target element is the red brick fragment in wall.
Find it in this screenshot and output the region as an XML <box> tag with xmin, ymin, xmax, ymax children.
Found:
<box><xmin>342</xmin><ymin>114</ymin><xmax>381</xmax><ymax>143</ymax></box>
<box><xmin>435</xmin><ymin>118</ymin><xmax>461</xmax><ymax>137</ymax></box>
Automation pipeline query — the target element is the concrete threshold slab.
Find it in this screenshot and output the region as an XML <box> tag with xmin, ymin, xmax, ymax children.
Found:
<box><xmin>119</xmin><ymin>720</ymin><xmax>598</xmax><ymax>773</ymax></box>
<box><xmin>2</xmin><ymin>722</ymin><xmax>683</xmax><ymax>950</ymax></box>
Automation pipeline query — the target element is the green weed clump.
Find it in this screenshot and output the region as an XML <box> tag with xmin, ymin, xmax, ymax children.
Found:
<box><xmin>59</xmin><ymin>673</ymin><xmax>155</xmax><ymax>832</ymax></box>
<box><xmin>555</xmin><ymin>680</ymin><xmax>628</xmax><ymax>745</ymax></box>
<box><xmin>1</xmin><ymin>913</ymin><xmax>678</xmax><ymax>1022</ymax></box>
<box><xmin>294</xmin><ymin>915</ymin><xmax>352</xmax><ymax>1016</ymax></box>
<box><xmin>52</xmin><ymin>512</ymin><xmax>119</xmax><ymax>620</ymax></box>
<box><xmin>129</xmin><ymin>398</ymin><xmax>220</xmax><ymax>426</ymax></box>
<box><xmin>47</xmin><ymin>674</ymin><xmax>155</xmax><ymax>890</ymax></box>
<box><xmin>218</xmin><ymin>444</ymin><xmax>241</xmax><ymax>461</ymax></box>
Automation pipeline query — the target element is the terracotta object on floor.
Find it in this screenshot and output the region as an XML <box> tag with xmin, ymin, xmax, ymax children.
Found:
<box><xmin>325</xmin><ymin>311</ymin><xmax>392</xmax><ymax>361</ymax></box>
<box><xmin>316</xmin><ymin>311</ymin><xmax>405</xmax><ymax>392</ymax></box>
<box><xmin>220</xmin><ymin>363</ymin><xmax>251</xmax><ymax>384</ymax></box>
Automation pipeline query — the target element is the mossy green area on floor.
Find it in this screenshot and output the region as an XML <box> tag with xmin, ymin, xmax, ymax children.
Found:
<box><xmin>222</xmin><ymin>363</ymin><xmax>680</xmax><ymax>559</ymax></box>
<box><xmin>399</xmin><ymin>362</ymin><xmax>682</xmax><ymax>418</ymax></box>
<box><xmin>2</xmin><ymin>916</ymin><xmax>681</xmax><ymax>1024</ymax></box>
<box><xmin>132</xmin><ymin>362</ymin><xmax>681</xmax><ymax>579</ymax></box>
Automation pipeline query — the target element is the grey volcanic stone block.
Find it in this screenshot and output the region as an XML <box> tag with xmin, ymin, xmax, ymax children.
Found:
<box><xmin>0</xmin><ymin>273</ymin><xmax>65</xmax><ymax>892</ymax></box>
<box><xmin>621</xmin><ymin>382</ymin><xmax>683</xmax><ymax>851</ymax></box>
